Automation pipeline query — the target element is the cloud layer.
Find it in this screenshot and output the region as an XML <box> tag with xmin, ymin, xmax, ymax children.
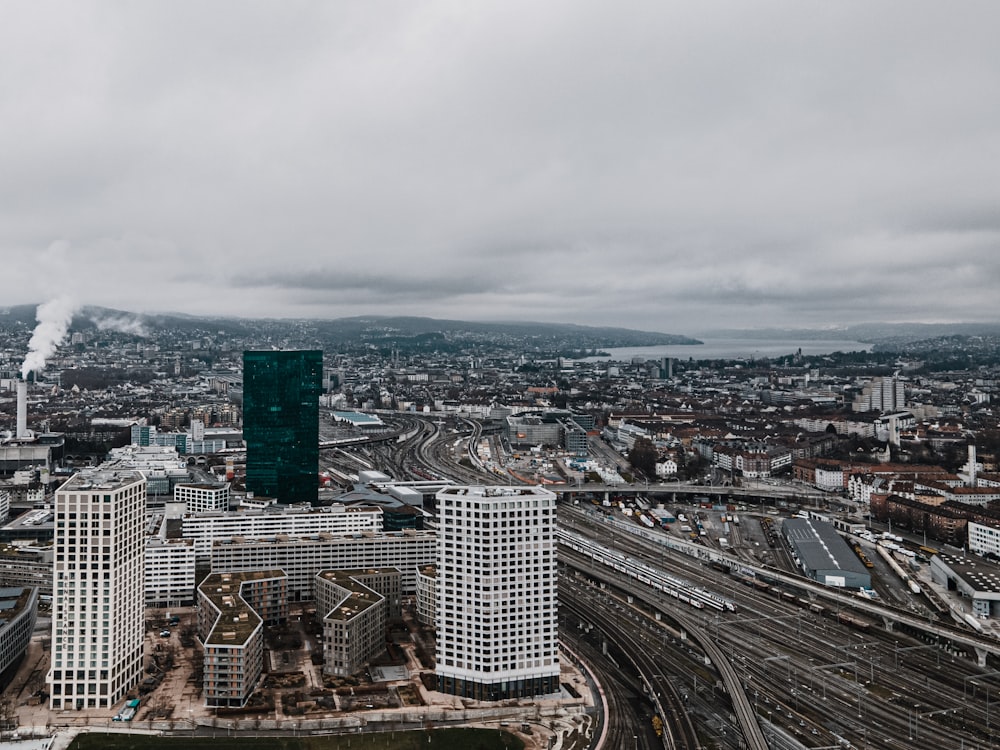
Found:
<box><xmin>2</xmin><ymin>2</ymin><xmax>999</xmax><ymax>332</ymax></box>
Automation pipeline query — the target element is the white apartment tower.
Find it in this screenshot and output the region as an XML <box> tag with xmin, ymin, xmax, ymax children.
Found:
<box><xmin>48</xmin><ymin>469</ymin><xmax>147</xmax><ymax>710</ymax></box>
<box><xmin>853</xmin><ymin>375</ymin><xmax>906</xmax><ymax>413</ymax></box>
<box><xmin>435</xmin><ymin>485</ymin><xmax>559</xmax><ymax>700</ymax></box>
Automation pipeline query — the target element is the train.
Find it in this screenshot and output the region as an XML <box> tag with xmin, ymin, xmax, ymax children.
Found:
<box><xmin>558</xmin><ymin>529</ymin><xmax>737</xmax><ymax>612</ymax></box>
<box><xmin>852</xmin><ymin>542</ymin><xmax>875</xmax><ymax>569</ymax></box>
<box><xmin>728</xmin><ymin>570</ymin><xmax>874</xmax><ymax>632</ymax></box>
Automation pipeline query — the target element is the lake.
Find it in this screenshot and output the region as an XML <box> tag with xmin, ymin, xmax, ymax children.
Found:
<box><xmin>584</xmin><ymin>337</ymin><xmax>873</xmax><ymax>362</ymax></box>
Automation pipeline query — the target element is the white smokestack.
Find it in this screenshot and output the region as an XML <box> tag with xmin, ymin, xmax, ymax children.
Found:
<box><xmin>969</xmin><ymin>443</ymin><xmax>978</xmax><ymax>487</ymax></box>
<box><xmin>21</xmin><ymin>296</ymin><xmax>77</xmax><ymax>379</ymax></box>
<box><xmin>16</xmin><ymin>380</ymin><xmax>28</xmax><ymax>440</ymax></box>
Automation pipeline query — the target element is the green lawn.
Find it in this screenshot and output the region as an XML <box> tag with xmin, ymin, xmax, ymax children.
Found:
<box><xmin>68</xmin><ymin>728</ymin><xmax>525</xmax><ymax>750</ymax></box>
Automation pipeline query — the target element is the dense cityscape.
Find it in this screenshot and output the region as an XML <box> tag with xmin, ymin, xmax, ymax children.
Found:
<box><xmin>3</xmin><ymin>307</ymin><xmax>1000</xmax><ymax>749</ymax></box>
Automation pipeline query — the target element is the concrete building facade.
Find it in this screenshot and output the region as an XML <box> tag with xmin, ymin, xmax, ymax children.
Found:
<box><xmin>174</xmin><ymin>482</ymin><xmax>231</xmax><ymax>513</ymax></box>
<box><xmin>48</xmin><ymin>469</ymin><xmax>147</xmax><ymax>710</ymax></box>
<box><xmin>435</xmin><ymin>485</ymin><xmax>559</xmax><ymax>701</ymax></box>
<box><xmin>197</xmin><ymin>570</ymin><xmax>288</xmax><ymax>708</ymax></box>
<box><xmin>0</xmin><ymin>586</ymin><xmax>38</xmax><ymax>688</ymax></box>
<box><xmin>181</xmin><ymin>504</ymin><xmax>382</xmax><ymax>562</ymax></box>
<box><xmin>314</xmin><ymin>568</ymin><xmax>401</xmax><ymax>677</ymax></box>
<box><xmin>210</xmin><ymin>530</ymin><xmax>436</xmax><ymax>599</ymax></box>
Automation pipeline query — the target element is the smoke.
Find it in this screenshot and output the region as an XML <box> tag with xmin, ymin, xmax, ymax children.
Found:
<box><xmin>91</xmin><ymin>313</ymin><xmax>149</xmax><ymax>338</ymax></box>
<box><xmin>21</xmin><ymin>297</ymin><xmax>78</xmax><ymax>379</ymax></box>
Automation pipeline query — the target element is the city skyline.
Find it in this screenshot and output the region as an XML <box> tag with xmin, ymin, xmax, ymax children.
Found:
<box><xmin>2</xmin><ymin>3</ymin><xmax>1000</xmax><ymax>330</ymax></box>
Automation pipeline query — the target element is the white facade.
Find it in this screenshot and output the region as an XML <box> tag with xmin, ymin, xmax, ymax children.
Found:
<box><xmin>416</xmin><ymin>565</ymin><xmax>437</xmax><ymax>627</ymax></box>
<box><xmin>145</xmin><ymin>536</ymin><xmax>197</xmax><ymax>607</ymax></box>
<box><xmin>435</xmin><ymin>485</ymin><xmax>559</xmax><ymax>701</ymax></box>
<box><xmin>853</xmin><ymin>376</ymin><xmax>906</xmax><ymax>413</ymax></box>
<box><xmin>182</xmin><ymin>504</ymin><xmax>383</xmax><ymax>562</ymax></box>
<box><xmin>49</xmin><ymin>470</ymin><xmax>147</xmax><ymax>710</ymax></box>
<box><xmin>815</xmin><ymin>466</ymin><xmax>846</xmax><ymax>492</ymax></box>
<box><xmin>968</xmin><ymin>522</ymin><xmax>1000</xmax><ymax>559</ymax></box>
<box><xmin>210</xmin><ymin>530</ymin><xmax>436</xmax><ymax>598</ymax></box>
<box><xmin>655</xmin><ymin>458</ymin><xmax>678</xmax><ymax>478</ymax></box>
<box><xmin>174</xmin><ymin>483</ymin><xmax>231</xmax><ymax>513</ymax></box>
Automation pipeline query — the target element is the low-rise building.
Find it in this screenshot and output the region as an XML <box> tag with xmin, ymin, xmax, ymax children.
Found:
<box><xmin>211</xmin><ymin>530</ymin><xmax>437</xmax><ymax>599</ymax></box>
<box><xmin>782</xmin><ymin>518</ymin><xmax>871</xmax><ymax>589</ymax></box>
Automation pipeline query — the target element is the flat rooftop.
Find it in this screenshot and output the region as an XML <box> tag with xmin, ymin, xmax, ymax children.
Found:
<box><xmin>0</xmin><ymin>586</ymin><xmax>35</xmax><ymax>625</ymax></box>
<box><xmin>59</xmin><ymin>469</ymin><xmax>145</xmax><ymax>491</ymax></box>
<box><xmin>937</xmin><ymin>553</ymin><xmax>1000</xmax><ymax>595</ymax></box>
<box><xmin>199</xmin><ymin>569</ymin><xmax>285</xmax><ymax>645</ymax></box>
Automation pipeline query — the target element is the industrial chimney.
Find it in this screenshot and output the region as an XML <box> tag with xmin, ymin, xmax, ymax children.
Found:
<box><xmin>969</xmin><ymin>443</ymin><xmax>978</xmax><ymax>488</ymax></box>
<box><xmin>15</xmin><ymin>379</ymin><xmax>28</xmax><ymax>440</ymax></box>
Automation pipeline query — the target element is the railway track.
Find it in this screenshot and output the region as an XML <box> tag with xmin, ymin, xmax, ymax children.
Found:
<box><xmin>560</xmin><ymin>507</ymin><xmax>1000</xmax><ymax>748</ymax></box>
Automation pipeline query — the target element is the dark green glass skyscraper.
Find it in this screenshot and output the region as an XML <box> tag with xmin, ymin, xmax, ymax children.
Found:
<box><xmin>243</xmin><ymin>350</ymin><xmax>323</xmax><ymax>505</ymax></box>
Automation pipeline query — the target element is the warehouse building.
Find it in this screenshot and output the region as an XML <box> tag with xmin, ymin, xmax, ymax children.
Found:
<box><xmin>782</xmin><ymin>517</ymin><xmax>871</xmax><ymax>589</ymax></box>
<box><xmin>930</xmin><ymin>553</ymin><xmax>1000</xmax><ymax>619</ymax></box>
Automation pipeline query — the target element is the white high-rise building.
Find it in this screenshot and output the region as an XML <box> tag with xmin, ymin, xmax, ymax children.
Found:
<box><xmin>48</xmin><ymin>469</ymin><xmax>146</xmax><ymax>710</ymax></box>
<box><xmin>853</xmin><ymin>375</ymin><xmax>906</xmax><ymax>413</ymax></box>
<box><xmin>435</xmin><ymin>485</ymin><xmax>559</xmax><ymax>700</ymax></box>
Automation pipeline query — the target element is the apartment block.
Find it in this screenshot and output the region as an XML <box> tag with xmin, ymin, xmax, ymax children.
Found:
<box><xmin>144</xmin><ymin>536</ymin><xmax>196</xmax><ymax>608</ymax></box>
<box><xmin>182</xmin><ymin>504</ymin><xmax>382</xmax><ymax>562</ymax></box>
<box><xmin>48</xmin><ymin>469</ymin><xmax>146</xmax><ymax>710</ymax></box>
<box><xmin>210</xmin><ymin>530</ymin><xmax>436</xmax><ymax>599</ymax></box>
<box><xmin>174</xmin><ymin>482</ymin><xmax>231</xmax><ymax>513</ymax></box>
<box><xmin>435</xmin><ymin>485</ymin><xmax>559</xmax><ymax>701</ymax></box>
<box><xmin>314</xmin><ymin>568</ymin><xmax>400</xmax><ymax>677</ymax></box>
<box><xmin>197</xmin><ymin>570</ymin><xmax>287</xmax><ymax>708</ymax></box>
<box><xmin>0</xmin><ymin>586</ymin><xmax>38</xmax><ymax>686</ymax></box>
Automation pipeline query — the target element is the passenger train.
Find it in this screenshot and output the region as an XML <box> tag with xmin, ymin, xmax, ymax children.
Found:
<box><xmin>558</xmin><ymin>529</ymin><xmax>737</xmax><ymax>612</ymax></box>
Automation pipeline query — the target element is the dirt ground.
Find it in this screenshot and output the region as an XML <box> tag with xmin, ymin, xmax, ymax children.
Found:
<box><xmin>3</xmin><ymin>604</ymin><xmax>595</xmax><ymax>750</ymax></box>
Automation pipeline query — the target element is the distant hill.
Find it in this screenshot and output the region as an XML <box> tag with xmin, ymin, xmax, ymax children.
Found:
<box><xmin>0</xmin><ymin>306</ymin><xmax>702</xmax><ymax>354</ymax></box>
<box><xmin>706</xmin><ymin>322</ymin><xmax>1000</xmax><ymax>344</ymax></box>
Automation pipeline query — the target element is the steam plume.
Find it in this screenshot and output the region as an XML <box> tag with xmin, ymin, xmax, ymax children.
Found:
<box><xmin>21</xmin><ymin>297</ymin><xmax>78</xmax><ymax>379</ymax></box>
<box><xmin>91</xmin><ymin>313</ymin><xmax>149</xmax><ymax>338</ymax></box>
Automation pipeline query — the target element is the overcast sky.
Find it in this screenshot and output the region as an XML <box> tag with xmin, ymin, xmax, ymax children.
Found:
<box><xmin>2</xmin><ymin>2</ymin><xmax>999</xmax><ymax>335</ymax></box>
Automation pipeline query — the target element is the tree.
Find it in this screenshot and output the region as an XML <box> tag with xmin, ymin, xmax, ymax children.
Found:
<box><xmin>628</xmin><ymin>437</ymin><xmax>657</xmax><ymax>479</ymax></box>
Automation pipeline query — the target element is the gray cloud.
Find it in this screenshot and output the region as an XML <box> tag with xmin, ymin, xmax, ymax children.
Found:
<box><xmin>2</xmin><ymin>2</ymin><xmax>999</xmax><ymax>332</ymax></box>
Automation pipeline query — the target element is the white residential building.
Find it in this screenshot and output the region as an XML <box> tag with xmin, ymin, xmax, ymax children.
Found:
<box><xmin>210</xmin><ymin>530</ymin><xmax>436</xmax><ymax>599</ymax></box>
<box><xmin>969</xmin><ymin>522</ymin><xmax>1000</xmax><ymax>559</ymax></box>
<box><xmin>182</xmin><ymin>504</ymin><xmax>383</xmax><ymax>562</ymax></box>
<box><xmin>145</xmin><ymin>536</ymin><xmax>197</xmax><ymax>608</ymax></box>
<box><xmin>655</xmin><ymin>457</ymin><xmax>678</xmax><ymax>478</ymax></box>
<box><xmin>49</xmin><ymin>470</ymin><xmax>146</xmax><ymax>710</ymax></box>
<box><xmin>435</xmin><ymin>485</ymin><xmax>559</xmax><ymax>701</ymax></box>
<box><xmin>174</xmin><ymin>482</ymin><xmax>231</xmax><ymax>513</ymax></box>
<box><xmin>853</xmin><ymin>375</ymin><xmax>906</xmax><ymax>413</ymax></box>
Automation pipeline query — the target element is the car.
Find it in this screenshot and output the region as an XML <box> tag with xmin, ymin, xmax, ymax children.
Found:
<box><xmin>159</xmin><ymin>630</ymin><xmax>170</xmax><ymax>637</ymax></box>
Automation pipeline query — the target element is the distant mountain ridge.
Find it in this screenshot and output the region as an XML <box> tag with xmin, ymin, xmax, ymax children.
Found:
<box><xmin>0</xmin><ymin>305</ymin><xmax>702</xmax><ymax>350</ymax></box>
<box><xmin>704</xmin><ymin>322</ymin><xmax>1000</xmax><ymax>343</ymax></box>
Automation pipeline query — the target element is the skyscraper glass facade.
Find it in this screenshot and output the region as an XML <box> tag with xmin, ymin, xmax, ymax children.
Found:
<box><xmin>243</xmin><ymin>350</ymin><xmax>323</xmax><ymax>505</ymax></box>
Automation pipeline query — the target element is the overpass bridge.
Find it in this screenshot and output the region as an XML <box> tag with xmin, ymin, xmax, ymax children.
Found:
<box><xmin>552</xmin><ymin>480</ymin><xmax>832</xmax><ymax>504</ymax></box>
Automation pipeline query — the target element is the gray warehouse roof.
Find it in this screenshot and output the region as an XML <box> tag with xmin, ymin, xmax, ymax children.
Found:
<box><xmin>783</xmin><ymin>517</ymin><xmax>871</xmax><ymax>587</ymax></box>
